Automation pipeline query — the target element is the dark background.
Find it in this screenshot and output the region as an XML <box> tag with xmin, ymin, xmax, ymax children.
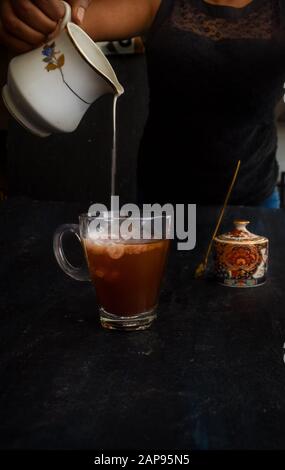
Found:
<box><xmin>7</xmin><ymin>55</ymin><xmax>148</xmax><ymax>205</ymax></box>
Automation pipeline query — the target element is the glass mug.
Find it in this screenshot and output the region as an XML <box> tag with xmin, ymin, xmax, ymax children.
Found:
<box><xmin>53</xmin><ymin>213</ymin><xmax>171</xmax><ymax>331</ymax></box>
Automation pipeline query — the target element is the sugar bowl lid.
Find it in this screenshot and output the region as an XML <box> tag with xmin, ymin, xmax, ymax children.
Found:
<box><xmin>215</xmin><ymin>220</ymin><xmax>268</xmax><ymax>244</ymax></box>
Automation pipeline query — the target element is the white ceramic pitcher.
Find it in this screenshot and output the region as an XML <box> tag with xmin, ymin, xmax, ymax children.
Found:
<box><xmin>2</xmin><ymin>1</ymin><xmax>124</xmax><ymax>137</ymax></box>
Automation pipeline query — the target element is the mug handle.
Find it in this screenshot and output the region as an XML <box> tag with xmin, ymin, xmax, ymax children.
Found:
<box><xmin>53</xmin><ymin>224</ymin><xmax>90</xmax><ymax>281</ymax></box>
<box><xmin>60</xmin><ymin>1</ymin><xmax>72</xmax><ymax>31</ymax></box>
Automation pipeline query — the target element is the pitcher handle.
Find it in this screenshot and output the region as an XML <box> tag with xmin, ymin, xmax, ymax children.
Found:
<box><xmin>60</xmin><ymin>1</ymin><xmax>72</xmax><ymax>31</ymax></box>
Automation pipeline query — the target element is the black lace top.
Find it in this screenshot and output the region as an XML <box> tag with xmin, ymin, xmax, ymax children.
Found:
<box><xmin>137</xmin><ymin>0</ymin><xmax>285</xmax><ymax>205</ymax></box>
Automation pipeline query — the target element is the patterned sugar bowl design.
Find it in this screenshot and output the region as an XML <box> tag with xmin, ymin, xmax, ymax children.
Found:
<box><xmin>213</xmin><ymin>220</ymin><xmax>269</xmax><ymax>288</ymax></box>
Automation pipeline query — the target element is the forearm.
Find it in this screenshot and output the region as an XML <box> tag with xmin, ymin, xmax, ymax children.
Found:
<box><xmin>79</xmin><ymin>0</ymin><xmax>154</xmax><ymax>42</ymax></box>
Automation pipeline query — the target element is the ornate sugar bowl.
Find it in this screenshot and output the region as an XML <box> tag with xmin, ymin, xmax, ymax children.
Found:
<box><xmin>213</xmin><ymin>220</ymin><xmax>269</xmax><ymax>288</ymax></box>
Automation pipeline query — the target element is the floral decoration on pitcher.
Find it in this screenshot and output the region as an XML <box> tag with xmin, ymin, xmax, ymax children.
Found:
<box><xmin>42</xmin><ymin>42</ymin><xmax>65</xmax><ymax>72</ymax></box>
<box><xmin>41</xmin><ymin>42</ymin><xmax>91</xmax><ymax>105</ymax></box>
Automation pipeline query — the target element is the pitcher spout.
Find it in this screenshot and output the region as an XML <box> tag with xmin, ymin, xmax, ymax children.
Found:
<box><xmin>67</xmin><ymin>23</ymin><xmax>124</xmax><ymax>97</ymax></box>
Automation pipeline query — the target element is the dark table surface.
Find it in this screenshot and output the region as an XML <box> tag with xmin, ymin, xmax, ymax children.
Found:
<box><xmin>1</xmin><ymin>197</ymin><xmax>285</xmax><ymax>450</ymax></box>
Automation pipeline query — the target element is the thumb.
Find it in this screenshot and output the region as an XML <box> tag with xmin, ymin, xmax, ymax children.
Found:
<box><xmin>70</xmin><ymin>0</ymin><xmax>92</xmax><ymax>25</ymax></box>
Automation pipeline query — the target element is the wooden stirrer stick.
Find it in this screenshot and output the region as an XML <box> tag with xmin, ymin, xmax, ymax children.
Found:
<box><xmin>195</xmin><ymin>160</ymin><xmax>241</xmax><ymax>279</ymax></box>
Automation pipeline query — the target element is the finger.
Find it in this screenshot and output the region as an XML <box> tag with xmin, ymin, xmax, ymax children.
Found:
<box><xmin>70</xmin><ymin>0</ymin><xmax>92</xmax><ymax>25</ymax></box>
<box><xmin>11</xmin><ymin>0</ymin><xmax>58</xmax><ymax>35</ymax></box>
<box><xmin>45</xmin><ymin>20</ymin><xmax>62</xmax><ymax>42</ymax></box>
<box><xmin>2</xmin><ymin>1</ymin><xmax>46</xmax><ymax>46</ymax></box>
<box><xmin>0</xmin><ymin>26</ymin><xmax>32</xmax><ymax>54</ymax></box>
<box><xmin>32</xmin><ymin>0</ymin><xmax>65</xmax><ymax>22</ymax></box>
